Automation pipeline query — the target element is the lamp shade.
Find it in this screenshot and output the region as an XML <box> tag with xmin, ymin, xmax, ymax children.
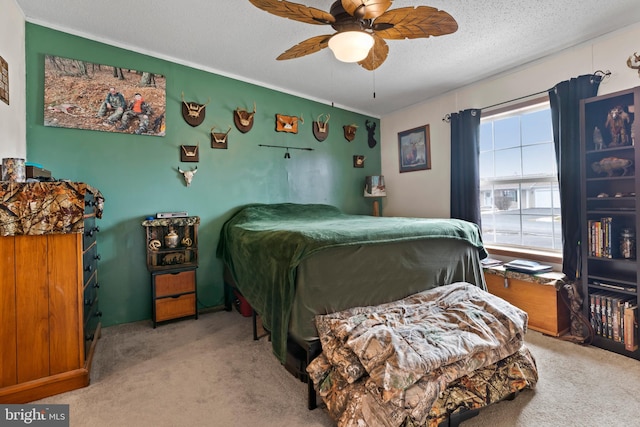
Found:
<box><xmin>364</xmin><ymin>175</ymin><xmax>386</xmax><ymax>198</ymax></box>
<box><xmin>328</xmin><ymin>31</ymin><xmax>374</xmax><ymax>63</ymax></box>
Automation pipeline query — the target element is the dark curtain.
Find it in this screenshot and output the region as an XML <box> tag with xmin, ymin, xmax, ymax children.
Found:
<box><xmin>548</xmin><ymin>74</ymin><xmax>601</xmax><ymax>281</ymax></box>
<box><xmin>450</xmin><ymin>109</ymin><xmax>482</xmax><ymax>226</ymax></box>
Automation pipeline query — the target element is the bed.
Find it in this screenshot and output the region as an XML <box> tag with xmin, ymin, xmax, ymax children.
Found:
<box><xmin>217</xmin><ymin>203</ymin><xmax>489</xmax><ymax>365</ymax></box>
<box><xmin>217</xmin><ymin>204</ymin><xmax>538</xmax><ymax>424</ymax></box>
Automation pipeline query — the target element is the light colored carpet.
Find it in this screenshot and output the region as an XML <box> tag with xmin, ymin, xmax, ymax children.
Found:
<box><xmin>36</xmin><ymin>309</ymin><xmax>640</xmax><ymax>427</ymax></box>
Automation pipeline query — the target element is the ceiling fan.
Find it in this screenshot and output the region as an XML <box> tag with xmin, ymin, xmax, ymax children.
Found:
<box><xmin>248</xmin><ymin>0</ymin><xmax>458</xmax><ymax>70</ymax></box>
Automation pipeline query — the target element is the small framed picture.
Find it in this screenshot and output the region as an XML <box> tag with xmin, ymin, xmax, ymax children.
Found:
<box><xmin>398</xmin><ymin>124</ymin><xmax>431</xmax><ymax>173</ymax></box>
<box><xmin>0</xmin><ymin>56</ymin><xmax>8</xmax><ymax>105</ymax></box>
<box><xmin>353</xmin><ymin>155</ymin><xmax>365</xmax><ymax>168</ymax></box>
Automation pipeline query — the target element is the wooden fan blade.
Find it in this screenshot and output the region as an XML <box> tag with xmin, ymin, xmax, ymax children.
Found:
<box><xmin>358</xmin><ymin>34</ymin><xmax>388</xmax><ymax>70</ymax></box>
<box><xmin>373</xmin><ymin>6</ymin><xmax>458</xmax><ymax>40</ymax></box>
<box><xmin>276</xmin><ymin>34</ymin><xmax>333</xmax><ymax>60</ymax></box>
<box><xmin>341</xmin><ymin>0</ymin><xmax>392</xmax><ymax>20</ymax></box>
<box><xmin>249</xmin><ymin>0</ymin><xmax>335</xmax><ymax>25</ymax></box>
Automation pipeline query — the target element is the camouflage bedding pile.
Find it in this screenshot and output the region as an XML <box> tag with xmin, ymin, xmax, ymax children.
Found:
<box><xmin>307</xmin><ymin>282</ymin><xmax>539</xmax><ymax>427</ymax></box>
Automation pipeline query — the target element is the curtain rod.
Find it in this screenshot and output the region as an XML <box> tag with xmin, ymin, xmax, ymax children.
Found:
<box><xmin>442</xmin><ymin>70</ymin><xmax>610</xmax><ymax>122</ymax></box>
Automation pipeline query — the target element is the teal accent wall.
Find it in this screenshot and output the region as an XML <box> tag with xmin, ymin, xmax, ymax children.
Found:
<box><xmin>25</xmin><ymin>23</ymin><xmax>381</xmax><ymax>327</ymax></box>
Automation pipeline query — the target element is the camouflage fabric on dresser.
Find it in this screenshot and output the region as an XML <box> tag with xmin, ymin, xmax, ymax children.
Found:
<box><xmin>307</xmin><ymin>282</ymin><xmax>539</xmax><ymax>426</ymax></box>
<box><xmin>0</xmin><ymin>181</ymin><xmax>104</xmax><ymax>236</ymax></box>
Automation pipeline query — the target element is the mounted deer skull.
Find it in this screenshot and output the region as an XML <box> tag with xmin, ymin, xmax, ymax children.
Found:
<box><xmin>276</xmin><ymin>113</ymin><xmax>304</xmax><ymax>133</ymax></box>
<box><xmin>181</xmin><ymin>92</ymin><xmax>211</xmax><ymax>127</ymax></box>
<box><xmin>313</xmin><ymin>113</ymin><xmax>330</xmax><ymax>142</ymax></box>
<box><xmin>177</xmin><ymin>166</ymin><xmax>198</xmax><ymax>187</ymax></box>
<box><xmin>234</xmin><ymin>101</ymin><xmax>256</xmax><ymax>133</ymax></box>
<box><xmin>211</xmin><ymin>125</ymin><xmax>232</xmax><ymax>149</ymax></box>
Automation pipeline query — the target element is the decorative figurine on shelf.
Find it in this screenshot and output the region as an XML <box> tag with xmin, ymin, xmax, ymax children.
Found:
<box><xmin>620</xmin><ymin>228</ymin><xmax>635</xmax><ymax>259</ymax></box>
<box><xmin>148</xmin><ymin>239</ymin><xmax>161</xmax><ymax>251</ymax></box>
<box><xmin>593</xmin><ymin>126</ymin><xmax>604</xmax><ymax>150</ymax></box>
<box><xmin>591</xmin><ymin>157</ymin><xmax>633</xmax><ymax>177</ymax></box>
<box><xmin>605</xmin><ymin>105</ymin><xmax>631</xmax><ymax>147</ymax></box>
<box><xmin>164</xmin><ymin>227</ymin><xmax>179</xmax><ymax>248</ymax></box>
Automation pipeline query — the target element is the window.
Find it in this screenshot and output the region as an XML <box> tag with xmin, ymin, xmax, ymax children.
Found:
<box><xmin>479</xmin><ymin>101</ymin><xmax>561</xmax><ymax>252</ymax></box>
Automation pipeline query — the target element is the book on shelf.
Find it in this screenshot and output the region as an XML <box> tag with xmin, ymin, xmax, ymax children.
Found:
<box><xmin>623</xmin><ymin>302</ymin><xmax>638</xmax><ymax>352</ymax></box>
<box><xmin>591</xmin><ymin>280</ymin><xmax>637</xmax><ymax>293</ymax></box>
<box><xmin>588</xmin><ymin>217</ymin><xmax>621</xmax><ymax>258</ymax></box>
<box><xmin>590</xmin><ymin>292</ymin><xmax>636</xmax><ymax>344</ymax></box>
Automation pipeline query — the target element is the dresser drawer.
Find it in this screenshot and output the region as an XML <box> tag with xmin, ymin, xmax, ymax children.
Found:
<box><xmin>82</xmin><ymin>243</ymin><xmax>98</xmax><ymax>284</ymax></box>
<box><xmin>84</xmin><ymin>297</ymin><xmax>101</xmax><ymax>340</ymax></box>
<box><xmin>154</xmin><ymin>270</ymin><xmax>196</xmax><ymax>297</ymax></box>
<box><xmin>155</xmin><ymin>293</ymin><xmax>196</xmax><ymax>322</ymax></box>
<box><xmin>82</xmin><ymin>216</ymin><xmax>99</xmax><ymax>249</ymax></box>
<box><xmin>83</xmin><ymin>274</ymin><xmax>99</xmax><ymax>320</ymax></box>
<box><xmin>84</xmin><ymin>298</ymin><xmax>101</xmax><ymax>359</ymax></box>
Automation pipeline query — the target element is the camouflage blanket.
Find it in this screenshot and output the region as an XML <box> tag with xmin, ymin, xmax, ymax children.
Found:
<box><xmin>307</xmin><ymin>282</ymin><xmax>538</xmax><ymax>426</ymax></box>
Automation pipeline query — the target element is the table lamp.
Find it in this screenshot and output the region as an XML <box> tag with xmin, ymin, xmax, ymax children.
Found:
<box><xmin>364</xmin><ymin>175</ymin><xmax>386</xmax><ymax>216</ymax></box>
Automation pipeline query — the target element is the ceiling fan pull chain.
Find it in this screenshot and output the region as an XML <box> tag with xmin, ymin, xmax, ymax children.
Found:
<box><xmin>372</xmin><ymin>54</ymin><xmax>376</xmax><ymax>99</ymax></box>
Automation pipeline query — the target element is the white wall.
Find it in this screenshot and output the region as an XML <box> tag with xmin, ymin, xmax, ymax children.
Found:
<box><xmin>0</xmin><ymin>0</ymin><xmax>26</xmax><ymax>160</ymax></box>
<box><xmin>381</xmin><ymin>22</ymin><xmax>640</xmax><ymax>218</ymax></box>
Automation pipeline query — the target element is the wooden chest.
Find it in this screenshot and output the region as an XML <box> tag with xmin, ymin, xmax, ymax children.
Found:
<box><xmin>484</xmin><ymin>268</ymin><xmax>570</xmax><ymax>337</ymax></box>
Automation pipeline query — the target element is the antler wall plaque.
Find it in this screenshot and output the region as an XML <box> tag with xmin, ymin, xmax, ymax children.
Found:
<box><xmin>211</xmin><ymin>126</ymin><xmax>232</xmax><ymax>149</ymax></box>
<box><xmin>276</xmin><ymin>113</ymin><xmax>304</xmax><ymax>133</ymax></box>
<box><xmin>181</xmin><ymin>91</ymin><xmax>210</xmax><ymax>127</ymax></box>
<box><xmin>343</xmin><ymin>124</ymin><xmax>358</xmax><ymax>142</ymax></box>
<box><xmin>234</xmin><ymin>101</ymin><xmax>256</xmax><ymax>133</ymax></box>
<box><xmin>180</xmin><ymin>144</ymin><xmax>199</xmax><ymax>162</ymax></box>
<box><xmin>313</xmin><ymin>113</ymin><xmax>330</xmax><ymax>141</ymax></box>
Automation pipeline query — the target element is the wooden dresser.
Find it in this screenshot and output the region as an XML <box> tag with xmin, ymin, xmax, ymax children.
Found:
<box><xmin>0</xmin><ymin>181</ymin><xmax>104</xmax><ymax>403</ymax></box>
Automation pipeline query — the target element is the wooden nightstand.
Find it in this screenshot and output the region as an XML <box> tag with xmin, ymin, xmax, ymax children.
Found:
<box><xmin>142</xmin><ymin>216</ymin><xmax>199</xmax><ymax>327</ymax></box>
<box><xmin>484</xmin><ymin>267</ymin><xmax>570</xmax><ymax>337</ymax></box>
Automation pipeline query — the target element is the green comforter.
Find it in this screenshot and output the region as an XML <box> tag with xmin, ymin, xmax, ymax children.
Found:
<box><xmin>217</xmin><ymin>203</ymin><xmax>487</xmax><ymax>363</ymax></box>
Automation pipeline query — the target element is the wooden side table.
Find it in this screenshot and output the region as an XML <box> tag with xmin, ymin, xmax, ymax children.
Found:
<box><xmin>142</xmin><ymin>216</ymin><xmax>199</xmax><ymax>327</ymax></box>
<box><xmin>484</xmin><ymin>267</ymin><xmax>571</xmax><ymax>336</ymax></box>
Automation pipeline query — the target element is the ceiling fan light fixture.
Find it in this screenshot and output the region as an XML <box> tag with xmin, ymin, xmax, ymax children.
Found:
<box><xmin>328</xmin><ymin>31</ymin><xmax>374</xmax><ymax>63</ymax></box>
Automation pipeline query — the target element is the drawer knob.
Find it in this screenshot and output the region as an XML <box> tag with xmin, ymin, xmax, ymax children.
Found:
<box><xmin>85</xmin><ymin>226</ymin><xmax>100</xmax><ymax>237</ymax></box>
<box><xmin>85</xmin><ymin>264</ymin><xmax>93</xmax><ymax>272</ymax></box>
<box><xmin>94</xmin><ymin>254</ymin><xmax>101</xmax><ymax>261</ymax></box>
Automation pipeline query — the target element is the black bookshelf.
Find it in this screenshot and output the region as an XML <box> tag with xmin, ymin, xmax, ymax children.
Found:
<box><xmin>580</xmin><ymin>86</ymin><xmax>640</xmax><ymax>360</ymax></box>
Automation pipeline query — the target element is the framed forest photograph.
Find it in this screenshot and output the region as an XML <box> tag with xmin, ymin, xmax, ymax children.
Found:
<box><xmin>43</xmin><ymin>55</ymin><xmax>166</xmax><ymax>136</ymax></box>
<box><xmin>398</xmin><ymin>124</ymin><xmax>431</xmax><ymax>173</ymax></box>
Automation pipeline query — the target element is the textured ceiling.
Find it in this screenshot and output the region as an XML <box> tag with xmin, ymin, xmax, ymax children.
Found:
<box><xmin>15</xmin><ymin>0</ymin><xmax>640</xmax><ymax>117</ymax></box>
